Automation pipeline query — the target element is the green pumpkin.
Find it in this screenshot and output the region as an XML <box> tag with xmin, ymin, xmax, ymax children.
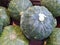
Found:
<box><xmin>0</xmin><ymin>25</ymin><xmax>29</xmax><ymax>45</ymax></box>
<box><xmin>0</xmin><ymin>7</ymin><xmax>10</xmax><ymax>35</ymax></box>
<box><xmin>20</xmin><ymin>6</ymin><xmax>57</xmax><ymax>40</ymax></box>
<box><xmin>8</xmin><ymin>0</ymin><xmax>32</xmax><ymax>21</ymax></box>
<box><xmin>41</xmin><ymin>0</ymin><xmax>60</xmax><ymax>17</ymax></box>
<box><xmin>46</xmin><ymin>28</ymin><xmax>60</xmax><ymax>45</ymax></box>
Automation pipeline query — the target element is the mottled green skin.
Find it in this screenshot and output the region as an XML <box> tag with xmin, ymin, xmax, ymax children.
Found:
<box><xmin>0</xmin><ymin>25</ymin><xmax>29</xmax><ymax>45</ymax></box>
<box><xmin>8</xmin><ymin>0</ymin><xmax>32</xmax><ymax>21</ymax></box>
<box><xmin>47</xmin><ymin>28</ymin><xmax>60</xmax><ymax>45</ymax></box>
<box><xmin>41</xmin><ymin>0</ymin><xmax>60</xmax><ymax>17</ymax></box>
<box><xmin>0</xmin><ymin>7</ymin><xmax>10</xmax><ymax>26</ymax></box>
<box><xmin>0</xmin><ymin>7</ymin><xmax>10</xmax><ymax>35</ymax></box>
<box><xmin>20</xmin><ymin>6</ymin><xmax>57</xmax><ymax>40</ymax></box>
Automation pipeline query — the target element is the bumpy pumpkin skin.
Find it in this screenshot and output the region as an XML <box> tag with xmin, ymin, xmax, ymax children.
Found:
<box><xmin>0</xmin><ymin>25</ymin><xmax>29</xmax><ymax>45</ymax></box>
<box><xmin>20</xmin><ymin>6</ymin><xmax>57</xmax><ymax>40</ymax></box>
<box><xmin>0</xmin><ymin>7</ymin><xmax>10</xmax><ymax>35</ymax></box>
<box><xmin>41</xmin><ymin>0</ymin><xmax>60</xmax><ymax>17</ymax></box>
<box><xmin>8</xmin><ymin>0</ymin><xmax>32</xmax><ymax>21</ymax></box>
<box><xmin>47</xmin><ymin>28</ymin><xmax>60</xmax><ymax>45</ymax></box>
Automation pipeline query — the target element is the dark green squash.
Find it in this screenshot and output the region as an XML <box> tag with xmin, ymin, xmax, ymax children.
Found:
<box><xmin>41</xmin><ymin>0</ymin><xmax>60</xmax><ymax>17</ymax></box>
<box><xmin>20</xmin><ymin>6</ymin><xmax>57</xmax><ymax>40</ymax></box>
<box><xmin>0</xmin><ymin>7</ymin><xmax>10</xmax><ymax>35</ymax></box>
<box><xmin>0</xmin><ymin>25</ymin><xmax>29</xmax><ymax>45</ymax></box>
<box><xmin>46</xmin><ymin>28</ymin><xmax>60</xmax><ymax>45</ymax></box>
<box><xmin>8</xmin><ymin>0</ymin><xmax>32</xmax><ymax>21</ymax></box>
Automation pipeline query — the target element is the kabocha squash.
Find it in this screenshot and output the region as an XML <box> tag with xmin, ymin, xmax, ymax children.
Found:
<box><xmin>41</xmin><ymin>0</ymin><xmax>60</xmax><ymax>17</ymax></box>
<box><xmin>8</xmin><ymin>0</ymin><xmax>32</xmax><ymax>21</ymax></box>
<box><xmin>20</xmin><ymin>6</ymin><xmax>57</xmax><ymax>40</ymax></box>
<box><xmin>0</xmin><ymin>25</ymin><xmax>29</xmax><ymax>45</ymax></box>
<box><xmin>0</xmin><ymin>7</ymin><xmax>10</xmax><ymax>35</ymax></box>
<box><xmin>47</xmin><ymin>28</ymin><xmax>60</xmax><ymax>45</ymax></box>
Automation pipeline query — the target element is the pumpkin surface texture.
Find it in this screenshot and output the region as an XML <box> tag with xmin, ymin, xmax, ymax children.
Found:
<box><xmin>8</xmin><ymin>0</ymin><xmax>32</xmax><ymax>21</ymax></box>
<box><xmin>0</xmin><ymin>7</ymin><xmax>10</xmax><ymax>35</ymax></box>
<box><xmin>46</xmin><ymin>28</ymin><xmax>60</xmax><ymax>45</ymax></box>
<box><xmin>0</xmin><ymin>25</ymin><xmax>29</xmax><ymax>45</ymax></box>
<box><xmin>20</xmin><ymin>6</ymin><xmax>57</xmax><ymax>40</ymax></box>
<box><xmin>41</xmin><ymin>0</ymin><xmax>60</xmax><ymax>17</ymax></box>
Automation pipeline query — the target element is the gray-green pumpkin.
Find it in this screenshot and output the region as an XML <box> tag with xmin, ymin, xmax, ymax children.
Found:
<box><xmin>8</xmin><ymin>0</ymin><xmax>32</xmax><ymax>21</ymax></box>
<box><xmin>47</xmin><ymin>28</ymin><xmax>60</xmax><ymax>45</ymax></box>
<box><xmin>0</xmin><ymin>7</ymin><xmax>10</xmax><ymax>35</ymax></box>
<box><xmin>41</xmin><ymin>0</ymin><xmax>60</xmax><ymax>17</ymax></box>
<box><xmin>0</xmin><ymin>25</ymin><xmax>29</xmax><ymax>45</ymax></box>
<box><xmin>20</xmin><ymin>6</ymin><xmax>57</xmax><ymax>40</ymax></box>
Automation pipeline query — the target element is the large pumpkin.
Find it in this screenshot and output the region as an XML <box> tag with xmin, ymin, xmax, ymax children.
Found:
<box><xmin>46</xmin><ymin>28</ymin><xmax>60</xmax><ymax>45</ymax></box>
<box><xmin>0</xmin><ymin>7</ymin><xmax>10</xmax><ymax>35</ymax></box>
<box><xmin>20</xmin><ymin>6</ymin><xmax>57</xmax><ymax>40</ymax></box>
<box><xmin>0</xmin><ymin>25</ymin><xmax>29</xmax><ymax>45</ymax></box>
<box><xmin>8</xmin><ymin>0</ymin><xmax>32</xmax><ymax>21</ymax></box>
<box><xmin>41</xmin><ymin>0</ymin><xmax>60</xmax><ymax>17</ymax></box>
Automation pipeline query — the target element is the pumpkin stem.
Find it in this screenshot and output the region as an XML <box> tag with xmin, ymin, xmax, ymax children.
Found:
<box><xmin>39</xmin><ymin>13</ymin><xmax>46</xmax><ymax>22</ymax></box>
<box><xmin>44</xmin><ymin>41</ymin><xmax>46</xmax><ymax>45</ymax></box>
<box><xmin>13</xmin><ymin>22</ymin><xmax>16</xmax><ymax>26</ymax></box>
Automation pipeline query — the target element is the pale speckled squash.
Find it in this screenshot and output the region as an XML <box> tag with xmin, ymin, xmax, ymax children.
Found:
<box><xmin>20</xmin><ymin>6</ymin><xmax>57</xmax><ymax>40</ymax></box>
<box><xmin>8</xmin><ymin>0</ymin><xmax>32</xmax><ymax>21</ymax></box>
<box><xmin>0</xmin><ymin>25</ymin><xmax>29</xmax><ymax>45</ymax></box>
<box><xmin>0</xmin><ymin>7</ymin><xmax>10</xmax><ymax>35</ymax></box>
<box><xmin>41</xmin><ymin>0</ymin><xmax>60</xmax><ymax>17</ymax></box>
<box><xmin>47</xmin><ymin>28</ymin><xmax>60</xmax><ymax>45</ymax></box>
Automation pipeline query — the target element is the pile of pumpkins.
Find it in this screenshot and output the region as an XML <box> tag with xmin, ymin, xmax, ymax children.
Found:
<box><xmin>0</xmin><ymin>0</ymin><xmax>60</xmax><ymax>45</ymax></box>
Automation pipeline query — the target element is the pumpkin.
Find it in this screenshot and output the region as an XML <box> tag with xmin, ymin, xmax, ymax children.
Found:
<box><xmin>0</xmin><ymin>25</ymin><xmax>29</xmax><ymax>45</ymax></box>
<box><xmin>41</xmin><ymin>0</ymin><xmax>60</xmax><ymax>17</ymax></box>
<box><xmin>20</xmin><ymin>6</ymin><xmax>57</xmax><ymax>40</ymax></box>
<box><xmin>8</xmin><ymin>0</ymin><xmax>32</xmax><ymax>21</ymax></box>
<box><xmin>0</xmin><ymin>7</ymin><xmax>10</xmax><ymax>35</ymax></box>
<box><xmin>46</xmin><ymin>28</ymin><xmax>60</xmax><ymax>45</ymax></box>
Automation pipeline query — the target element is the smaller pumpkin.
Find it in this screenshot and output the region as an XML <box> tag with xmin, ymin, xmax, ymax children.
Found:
<box><xmin>0</xmin><ymin>6</ymin><xmax>10</xmax><ymax>35</ymax></box>
<box><xmin>47</xmin><ymin>28</ymin><xmax>60</xmax><ymax>45</ymax></box>
<box><xmin>0</xmin><ymin>25</ymin><xmax>29</xmax><ymax>45</ymax></box>
<box><xmin>41</xmin><ymin>0</ymin><xmax>60</xmax><ymax>17</ymax></box>
<box><xmin>8</xmin><ymin>0</ymin><xmax>32</xmax><ymax>21</ymax></box>
<box><xmin>20</xmin><ymin>6</ymin><xmax>57</xmax><ymax>40</ymax></box>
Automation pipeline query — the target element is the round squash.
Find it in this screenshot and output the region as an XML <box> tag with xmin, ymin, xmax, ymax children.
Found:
<box><xmin>46</xmin><ymin>28</ymin><xmax>60</xmax><ymax>45</ymax></box>
<box><xmin>8</xmin><ymin>0</ymin><xmax>32</xmax><ymax>21</ymax></box>
<box><xmin>20</xmin><ymin>6</ymin><xmax>57</xmax><ymax>40</ymax></box>
<box><xmin>0</xmin><ymin>7</ymin><xmax>10</xmax><ymax>35</ymax></box>
<box><xmin>0</xmin><ymin>25</ymin><xmax>29</xmax><ymax>45</ymax></box>
<box><xmin>41</xmin><ymin>0</ymin><xmax>60</xmax><ymax>17</ymax></box>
